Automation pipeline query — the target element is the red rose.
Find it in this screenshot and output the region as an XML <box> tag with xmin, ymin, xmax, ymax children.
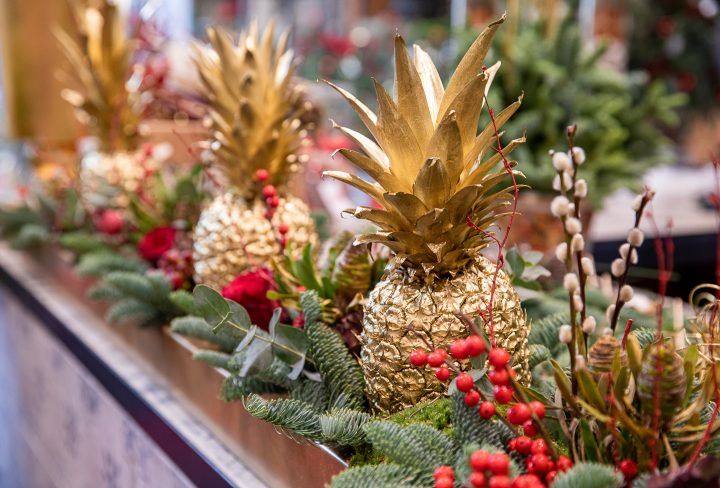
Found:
<box><xmin>221</xmin><ymin>268</ymin><xmax>280</xmax><ymax>330</ymax></box>
<box><xmin>137</xmin><ymin>227</ymin><xmax>176</xmax><ymax>261</ymax></box>
<box><xmin>95</xmin><ymin>209</ymin><xmax>125</xmax><ymax>234</ymax></box>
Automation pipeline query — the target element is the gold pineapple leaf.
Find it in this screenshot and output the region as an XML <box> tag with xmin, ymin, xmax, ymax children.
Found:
<box><xmin>55</xmin><ymin>0</ymin><xmax>143</xmax><ymax>152</ymax></box>
<box><xmin>195</xmin><ymin>21</ymin><xmax>313</xmax><ymax>195</ymax></box>
<box><xmin>323</xmin><ymin>15</ymin><xmax>524</xmax><ymax>276</ymax></box>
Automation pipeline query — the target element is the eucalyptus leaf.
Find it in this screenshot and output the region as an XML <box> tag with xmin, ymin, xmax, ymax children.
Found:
<box><xmin>237</xmin><ymin>339</ymin><xmax>273</xmax><ymax>377</ymax></box>
<box><xmin>192</xmin><ymin>285</ymin><xmax>231</xmax><ymax>330</ymax></box>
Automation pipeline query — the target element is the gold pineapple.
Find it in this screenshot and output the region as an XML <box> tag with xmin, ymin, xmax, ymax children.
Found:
<box><xmin>56</xmin><ymin>0</ymin><xmax>159</xmax><ymax>212</ymax></box>
<box><xmin>324</xmin><ymin>16</ymin><xmax>529</xmax><ymax>413</ymax></box>
<box><xmin>192</xmin><ymin>23</ymin><xmax>317</xmax><ymax>291</ymax></box>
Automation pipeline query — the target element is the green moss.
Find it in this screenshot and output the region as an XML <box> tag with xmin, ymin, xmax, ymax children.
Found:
<box><xmin>349</xmin><ymin>443</ymin><xmax>385</xmax><ymax>467</ymax></box>
<box><xmin>388</xmin><ymin>397</ymin><xmax>453</xmax><ymax>431</ymax></box>
<box><xmin>348</xmin><ymin>398</ymin><xmax>453</xmax><ymax>467</ymax></box>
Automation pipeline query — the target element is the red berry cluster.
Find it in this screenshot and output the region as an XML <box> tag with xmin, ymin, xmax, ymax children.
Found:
<box><xmin>157</xmin><ymin>248</ymin><xmax>194</xmax><ymax>289</ymax></box>
<box><xmin>506</xmin><ymin>437</ymin><xmax>572</xmax><ymax>486</ymax></box>
<box><xmin>619</xmin><ymin>459</ymin><xmax>637</xmax><ymax>482</ymax></box>
<box><xmin>254</xmin><ymin>169</ymin><xmax>288</xmax><ymax>249</ymax></box>
<box><xmin>409</xmin><ymin>336</ymin><xmax>485</xmax><ymax>405</ymax></box>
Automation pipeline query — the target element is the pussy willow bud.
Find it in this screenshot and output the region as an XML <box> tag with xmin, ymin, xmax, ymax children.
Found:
<box><xmin>606</xmin><ymin>304</ymin><xmax>616</xmax><ymax>322</ymax></box>
<box><xmin>582</xmin><ymin>316</ymin><xmax>597</xmax><ymax>334</ymax></box>
<box><xmin>611</xmin><ymin>258</ymin><xmax>626</xmax><ymax>277</ymax></box>
<box><xmin>574</xmin><ymin>179</ymin><xmax>588</xmax><ymax>198</ymax></box>
<box><xmin>571</xmin><ymin>234</ymin><xmax>585</xmax><ymax>253</ymax></box>
<box><xmin>565</xmin><ymin>217</ymin><xmax>582</xmax><ymax>235</ymax></box>
<box><xmin>564</xmin><ymin>273</ymin><xmax>579</xmax><ymax>293</ymax></box>
<box><xmin>559</xmin><ymin>324</ymin><xmax>573</xmax><ymax>344</ymax></box>
<box><xmin>552</xmin><ymin>151</ymin><xmax>572</xmax><ymax>171</ymax></box>
<box><xmin>571</xmin><ymin>147</ymin><xmax>586</xmax><ymax>164</ymax></box>
<box><xmin>631</xmin><ymin>194</ymin><xmax>644</xmax><ymax>211</ymax></box>
<box><xmin>628</xmin><ymin>228</ymin><xmax>645</xmax><ymax>247</ymax></box>
<box><xmin>601</xmin><ymin>327</ymin><xmax>613</xmax><ymax>336</ymax></box>
<box><xmin>619</xmin><ymin>243</ymin><xmax>639</xmax><ymax>264</ymax></box>
<box><xmin>562</xmin><ymin>172</ymin><xmax>573</xmax><ymax>190</ymax></box>
<box><xmin>575</xmin><ymin>354</ymin><xmax>587</xmax><ymax>370</ymax></box>
<box><xmin>555</xmin><ymin>242</ymin><xmax>568</xmax><ymax>262</ymax></box>
<box><xmin>573</xmin><ymin>293</ymin><xmax>584</xmax><ymax>311</ymax></box>
<box><xmin>552</xmin><ymin>174</ymin><xmax>562</xmax><ymax>191</ymax></box>
<box><xmin>620</xmin><ymin>284</ymin><xmax>634</xmax><ymax>302</ymax></box>
<box><xmin>551</xmin><ymin>196</ymin><xmax>571</xmax><ymax>217</ymax></box>
<box><xmin>581</xmin><ymin>257</ymin><xmax>595</xmax><ymax>276</ymax></box>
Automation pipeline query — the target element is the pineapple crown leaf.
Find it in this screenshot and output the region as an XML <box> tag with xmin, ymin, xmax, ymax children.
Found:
<box><xmin>195</xmin><ymin>21</ymin><xmax>312</xmax><ymax>193</ymax></box>
<box><xmin>322</xmin><ymin>15</ymin><xmax>524</xmax><ymax>275</ymax></box>
<box><xmin>55</xmin><ymin>0</ymin><xmax>143</xmax><ymax>151</ymax></box>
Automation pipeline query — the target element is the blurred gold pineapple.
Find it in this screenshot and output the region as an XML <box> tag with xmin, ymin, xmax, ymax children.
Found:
<box><xmin>192</xmin><ymin>23</ymin><xmax>317</xmax><ymax>291</ymax></box>
<box><xmin>56</xmin><ymin>0</ymin><xmax>160</xmax><ymax>212</ymax></box>
<box><xmin>324</xmin><ymin>16</ymin><xmax>529</xmax><ymax>412</ymax></box>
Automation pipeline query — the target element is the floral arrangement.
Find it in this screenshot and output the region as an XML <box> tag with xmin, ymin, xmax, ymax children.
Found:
<box><xmin>2</xmin><ymin>10</ymin><xmax>720</xmax><ymax>488</ymax></box>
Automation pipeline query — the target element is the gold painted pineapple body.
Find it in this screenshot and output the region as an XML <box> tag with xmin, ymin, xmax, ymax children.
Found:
<box><xmin>192</xmin><ymin>191</ymin><xmax>316</xmax><ymax>291</ymax></box>
<box><xmin>363</xmin><ymin>255</ymin><xmax>527</xmax><ymax>413</ymax></box>
<box><xmin>80</xmin><ymin>151</ymin><xmax>160</xmax><ymax>212</ymax></box>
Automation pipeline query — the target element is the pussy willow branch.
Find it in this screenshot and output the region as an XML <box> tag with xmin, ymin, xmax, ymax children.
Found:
<box><xmin>566</xmin><ymin>127</ymin><xmax>589</xmax><ymax>356</ymax></box>
<box><xmin>556</xmin><ymin>125</ymin><xmax>585</xmax><ymax>394</ymax></box>
<box><xmin>609</xmin><ymin>190</ymin><xmax>652</xmax><ymax>333</ymax></box>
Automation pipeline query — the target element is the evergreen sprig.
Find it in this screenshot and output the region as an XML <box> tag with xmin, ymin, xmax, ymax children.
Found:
<box><xmin>302</xmin><ymin>291</ymin><xmax>365</xmax><ymax>410</ymax></box>
<box><xmin>331</xmin><ymin>464</ymin><xmax>431</xmax><ymax>488</ymax></box>
<box><xmin>244</xmin><ymin>394</ymin><xmax>323</xmax><ymax>440</ymax></box>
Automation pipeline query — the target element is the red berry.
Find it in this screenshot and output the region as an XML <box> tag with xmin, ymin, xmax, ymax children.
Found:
<box><xmin>279</xmin><ymin>237</ymin><xmax>287</xmax><ymax>248</ymax></box>
<box><xmin>278</xmin><ymin>223</ymin><xmax>289</xmax><ymax>234</ymax></box>
<box><xmin>529</xmin><ymin>454</ymin><xmax>552</xmax><ymax>474</ymax></box>
<box><xmin>465</xmin><ymin>335</ymin><xmax>486</xmax><ymax>356</ymax></box>
<box><xmin>488</xmin><ymin>368</ymin><xmax>510</xmax><ymax>386</ymax></box>
<box><xmin>435</xmin><ymin>476</ymin><xmax>454</xmax><ymax>488</ymax></box>
<box><xmin>469</xmin><ymin>471</ymin><xmax>487</xmax><ymax>488</ymax></box>
<box><xmin>436</xmin><ymin>366</ymin><xmax>451</xmax><ymax>381</ymax></box>
<box><xmin>255</xmin><ymin>169</ymin><xmax>270</xmax><ymax>182</ymax></box>
<box><xmin>470</xmin><ymin>450</ymin><xmax>489</xmax><ymax>472</ymax></box>
<box><xmin>619</xmin><ymin>459</ymin><xmax>638</xmax><ymax>480</ymax></box>
<box><xmin>487</xmin><ymin>453</ymin><xmax>510</xmax><ymax>475</ymax></box>
<box><xmin>529</xmin><ymin>401</ymin><xmax>546</xmax><ymax>419</ymax></box>
<box><xmin>488</xmin><ymin>348</ymin><xmax>511</xmax><ymax>369</ymax></box>
<box><xmin>465</xmin><ymin>389</ymin><xmax>481</xmax><ymax>407</ymax></box>
<box><xmin>530</xmin><ymin>439</ymin><xmax>548</xmax><ymax>455</ymax></box>
<box><xmin>514</xmin><ymin>435</ymin><xmax>532</xmax><ymax>455</ymax></box>
<box><xmin>478</xmin><ymin>401</ymin><xmax>496</xmax><ymax>419</ymax></box>
<box><xmin>264</xmin><ymin>210</ymin><xmax>275</xmax><ymax>220</ymax></box>
<box><xmin>488</xmin><ymin>475</ymin><xmax>512</xmax><ymax>488</ymax></box>
<box><xmin>410</xmin><ymin>350</ymin><xmax>428</xmax><ymax>367</ymax></box>
<box><xmin>492</xmin><ymin>385</ymin><xmax>513</xmax><ymax>404</ymax></box>
<box><xmin>556</xmin><ymin>456</ymin><xmax>573</xmax><ymax>472</ymax></box>
<box><xmin>546</xmin><ymin>471</ymin><xmax>558</xmax><ymax>484</ymax></box>
<box><xmin>508</xmin><ymin>438</ymin><xmax>518</xmax><ymax>451</ymax></box>
<box><xmin>522</xmin><ymin>420</ymin><xmax>538</xmax><ymax>438</ymax></box>
<box><xmin>428</xmin><ymin>351</ymin><xmax>445</xmax><ymax>367</ymax></box>
<box><xmin>512</xmin><ymin>474</ymin><xmax>542</xmax><ymax>488</ymax></box>
<box><xmin>262</xmin><ymin>185</ymin><xmax>277</xmax><ymax>198</ymax></box>
<box><xmin>434</xmin><ymin>465</ymin><xmax>454</xmax><ymax>481</ymax></box>
<box><xmin>268</xmin><ymin>195</ymin><xmax>280</xmax><ymax>208</ymax></box>
<box><xmin>456</xmin><ymin>373</ymin><xmax>475</xmax><ymax>392</ymax></box>
<box><xmin>450</xmin><ymin>339</ymin><xmax>469</xmax><ymax>360</ymax></box>
<box><xmin>507</xmin><ymin>403</ymin><xmax>532</xmax><ymax>425</ymax></box>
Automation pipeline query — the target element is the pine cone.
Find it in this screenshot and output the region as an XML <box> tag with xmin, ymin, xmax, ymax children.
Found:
<box><xmin>588</xmin><ymin>335</ymin><xmax>627</xmax><ymax>376</ymax></box>
<box><xmin>637</xmin><ymin>341</ymin><xmax>686</xmax><ymax>422</ymax></box>
<box><xmin>335</xmin><ymin>308</ymin><xmax>363</xmax><ymax>356</ymax></box>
